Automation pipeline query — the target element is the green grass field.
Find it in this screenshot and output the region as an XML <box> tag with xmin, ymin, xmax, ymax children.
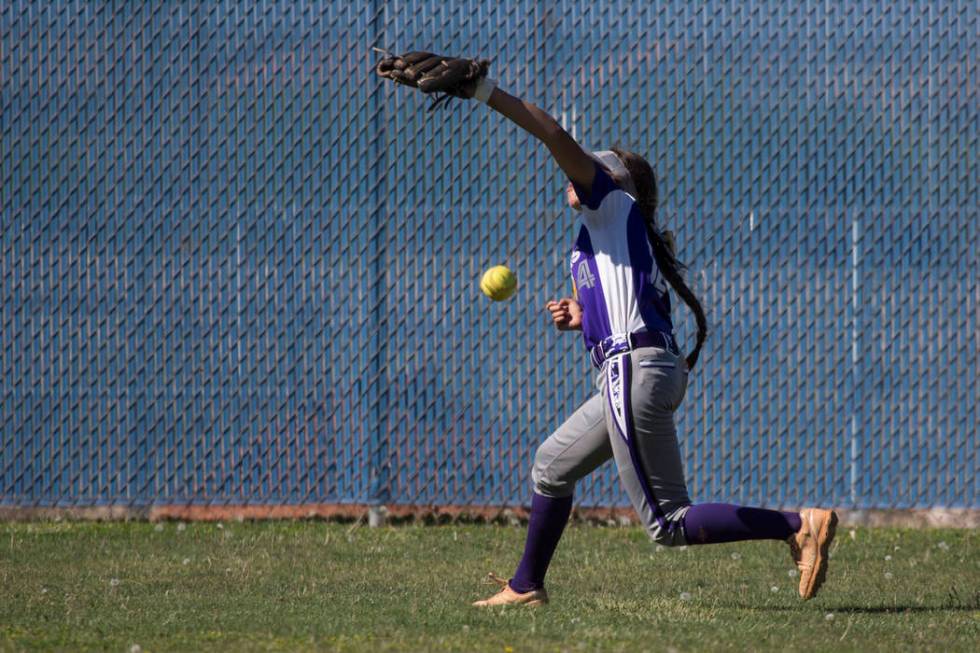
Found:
<box><xmin>0</xmin><ymin>521</ymin><xmax>976</xmax><ymax>652</ymax></box>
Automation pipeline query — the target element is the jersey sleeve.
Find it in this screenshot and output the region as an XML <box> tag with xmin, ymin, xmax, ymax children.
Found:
<box><xmin>570</xmin><ymin>161</ymin><xmax>619</xmax><ymax>211</ymax></box>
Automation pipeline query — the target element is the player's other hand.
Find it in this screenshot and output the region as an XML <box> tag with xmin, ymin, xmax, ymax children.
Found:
<box><xmin>546</xmin><ymin>298</ymin><xmax>583</xmax><ymax>331</ymax></box>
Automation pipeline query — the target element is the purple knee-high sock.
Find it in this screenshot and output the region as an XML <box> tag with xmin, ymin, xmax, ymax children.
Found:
<box><xmin>682</xmin><ymin>503</ymin><xmax>802</xmax><ymax>545</ymax></box>
<box><xmin>509</xmin><ymin>492</ymin><xmax>574</xmax><ymax>593</ymax></box>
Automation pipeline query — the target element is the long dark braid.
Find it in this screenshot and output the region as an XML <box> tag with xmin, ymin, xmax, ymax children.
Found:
<box><xmin>611</xmin><ymin>148</ymin><xmax>708</xmax><ymax>370</ymax></box>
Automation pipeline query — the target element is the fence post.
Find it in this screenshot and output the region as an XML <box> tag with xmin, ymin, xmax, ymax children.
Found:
<box><xmin>367</xmin><ymin>0</ymin><xmax>390</xmax><ymax>522</ymax></box>
<box><xmin>849</xmin><ymin>214</ymin><xmax>861</xmax><ymax>507</ymax></box>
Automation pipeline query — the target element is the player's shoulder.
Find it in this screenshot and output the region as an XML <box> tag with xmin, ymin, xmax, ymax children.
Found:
<box><xmin>581</xmin><ymin>183</ymin><xmax>636</xmax><ymax>227</ymax></box>
<box><xmin>574</xmin><ymin>162</ymin><xmax>618</xmax><ymax>211</ymax></box>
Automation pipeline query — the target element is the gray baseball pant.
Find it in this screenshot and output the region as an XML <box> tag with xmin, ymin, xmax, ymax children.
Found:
<box><xmin>531</xmin><ymin>346</ymin><xmax>692</xmax><ymax>546</ymax></box>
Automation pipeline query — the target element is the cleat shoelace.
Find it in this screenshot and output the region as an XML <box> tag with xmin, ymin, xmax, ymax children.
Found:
<box><xmin>484</xmin><ymin>572</ymin><xmax>509</xmax><ymax>588</ymax></box>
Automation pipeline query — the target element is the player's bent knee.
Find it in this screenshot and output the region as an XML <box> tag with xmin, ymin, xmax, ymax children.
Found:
<box><xmin>646</xmin><ymin>507</ymin><xmax>690</xmax><ymax>547</ymax></box>
<box><xmin>649</xmin><ymin>527</ymin><xmax>687</xmax><ymax>547</ymax></box>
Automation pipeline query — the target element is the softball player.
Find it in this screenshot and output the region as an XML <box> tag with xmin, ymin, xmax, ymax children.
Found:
<box><xmin>374</xmin><ymin>51</ymin><xmax>838</xmax><ymax>606</ymax></box>
<box><xmin>464</xmin><ymin>77</ymin><xmax>839</xmax><ymax>606</ymax></box>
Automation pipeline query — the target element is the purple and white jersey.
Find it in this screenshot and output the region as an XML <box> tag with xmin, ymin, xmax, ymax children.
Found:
<box><xmin>570</xmin><ymin>162</ymin><xmax>672</xmax><ymax>351</ymax></box>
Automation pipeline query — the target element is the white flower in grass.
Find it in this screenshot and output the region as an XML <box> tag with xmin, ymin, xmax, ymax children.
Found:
<box><xmin>885</xmin><ymin>555</ymin><xmax>892</xmax><ymax>561</ymax></box>
<box><xmin>770</xmin><ymin>586</ymin><xmax>779</xmax><ymax>593</ymax></box>
<box><xmin>937</xmin><ymin>541</ymin><xmax>949</xmax><ymax>551</ymax></box>
<box><xmin>216</xmin><ymin>523</ymin><xmax>224</xmax><ymax>529</ymax></box>
<box><xmin>825</xmin><ymin>613</ymin><xmax>835</xmax><ymax>621</ymax></box>
<box><xmin>154</xmin><ymin>523</ymin><xmax>164</xmax><ymax>532</ymax></box>
<box><xmin>176</xmin><ymin>522</ymin><xmax>187</xmax><ymax>532</ymax></box>
<box><xmin>884</xmin><ymin>572</ymin><xmax>894</xmax><ymax>579</ymax></box>
<box><xmin>182</xmin><ymin>558</ymin><xmax>191</xmax><ymax>566</ymax></box>
<box><xmin>109</xmin><ymin>578</ymin><xmax>120</xmax><ymax>587</ymax></box>
<box><xmin>130</xmin><ymin>645</ymin><xmax>142</xmax><ymax>653</ymax></box>
<box><xmin>788</xmin><ymin>569</ymin><xmax>798</xmax><ymax>578</ymax></box>
<box><xmin>679</xmin><ymin>591</ymin><xmax>692</xmax><ymax>601</ymax></box>
<box><xmin>730</xmin><ymin>552</ymin><xmax>741</xmax><ymax>560</ymax></box>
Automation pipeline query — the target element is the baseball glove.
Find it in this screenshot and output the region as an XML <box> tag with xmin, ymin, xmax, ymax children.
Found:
<box><xmin>374</xmin><ymin>49</ymin><xmax>491</xmax><ymax>110</ymax></box>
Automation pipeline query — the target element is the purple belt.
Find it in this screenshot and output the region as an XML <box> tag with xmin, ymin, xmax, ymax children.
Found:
<box><xmin>589</xmin><ymin>331</ymin><xmax>678</xmax><ymax>369</ymax></box>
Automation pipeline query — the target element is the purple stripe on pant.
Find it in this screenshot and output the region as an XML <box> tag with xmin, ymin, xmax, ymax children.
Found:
<box><xmin>610</xmin><ymin>353</ymin><xmax>671</xmax><ymax>533</ymax></box>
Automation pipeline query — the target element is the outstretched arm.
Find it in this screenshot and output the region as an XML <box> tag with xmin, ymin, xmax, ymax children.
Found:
<box><xmin>374</xmin><ymin>51</ymin><xmax>594</xmax><ymax>192</ymax></box>
<box><xmin>485</xmin><ymin>88</ymin><xmax>595</xmax><ymax>194</ymax></box>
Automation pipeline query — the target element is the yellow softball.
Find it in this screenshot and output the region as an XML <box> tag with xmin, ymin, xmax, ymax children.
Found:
<box><xmin>479</xmin><ymin>265</ymin><xmax>518</xmax><ymax>301</ymax></box>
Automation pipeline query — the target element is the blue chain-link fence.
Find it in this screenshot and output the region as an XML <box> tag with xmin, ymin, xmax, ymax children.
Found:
<box><xmin>2</xmin><ymin>1</ymin><xmax>976</xmax><ymax>511</ymax></box>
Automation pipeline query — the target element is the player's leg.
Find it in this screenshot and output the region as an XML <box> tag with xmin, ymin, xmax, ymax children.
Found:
<box><xmin>604</xmin><ymin>346</ymin><xmax>837</xmax><ymax>598</ymax></box>
<box><xmin>602</xmin><ymin>349</ymin><xmax>692</xmax><ymax>545</ymax></box>
<box><xmin>606</xmin><ymin>347</ymin><xmax>804</xmax><ymax>544</ymax></box>
<box><xmin>513</xmin><ymin>392</ymin><xmax>612</xmax><ymax>590</ymax></box>
<box><xmin>473</xmin><ymin>393</ymin><xmax>612</xmax><ymax>606</ymax></box>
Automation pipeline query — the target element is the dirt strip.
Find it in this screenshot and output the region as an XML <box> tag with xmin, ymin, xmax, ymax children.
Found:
<box><xmin>0</xmin><ymin>504</ymin><xmax>976</xmax><ymax>528</ymax></box>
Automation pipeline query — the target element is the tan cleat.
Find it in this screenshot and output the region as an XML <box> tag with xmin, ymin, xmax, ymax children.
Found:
<box><xmin>472</xmin><ymin>573</ymin><xmax>549</xmax><ymax>607</ymax></box>
<box><xmin>787</xmin><ymin>508</ymin><xmax>839</xmax><ymax>600</ymax></box>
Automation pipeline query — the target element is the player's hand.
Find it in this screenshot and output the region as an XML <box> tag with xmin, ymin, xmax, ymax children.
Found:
<box><xmin>546</xmin><ymin>298</ymin><xmax>583</xmax><ymax>331</ymax></box>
